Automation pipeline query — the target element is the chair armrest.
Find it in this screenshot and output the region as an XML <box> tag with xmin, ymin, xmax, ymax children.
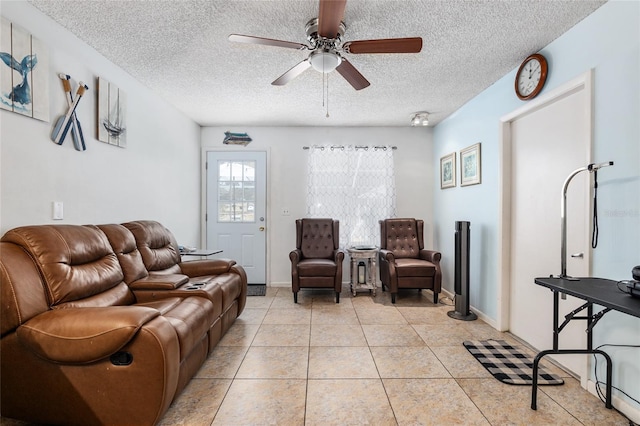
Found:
<box><xmin>17</xmin><ymin>306</ymin><xmax>160</xmax><ymax>364</ymax></box>
<box><xmin>334</xmin><ymin>249</ymin><xmax>345</xmax><ymax>263</ymax></box>
<box><xmin>379</xmin><ymin>249</ymin><xmax>395</xmax><ymax>263</ymax></box>
<box><xmin>179</xmin><ymin>258</ymin><xmax>237</xmax><ymax>277</ymax></box>
<box><xmin>289</xmin><ymin>249</ymin><xmax>302</xmax><ymax>265</ymax></box>
<box><xmin>419</xmin><ymin>250</ymin><xmax>442</xmax><ymax>264</ymax></box>
<box><xmin>129</xmin><ymin>274</ymin><xmax>189</xmax><ymax>290</ymax></box>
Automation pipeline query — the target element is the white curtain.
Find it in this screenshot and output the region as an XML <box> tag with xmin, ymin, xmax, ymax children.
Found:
<box><xmin>307</xmin><ymin>145</ymin><xmax>396</xmax><ymax>248</ymax></box>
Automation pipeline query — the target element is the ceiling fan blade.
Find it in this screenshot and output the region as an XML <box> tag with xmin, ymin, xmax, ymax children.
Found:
<box><xmin>343</xmin><ymin>37</ymin><xmax>423</xmax><ymax>54</ymax></box>
<box><xmin>336</xmin><ymin>58</ymin><xmax>370</xmax><ymax>90</ymax></box>
<box><xmin>272</xmin><ymin>60</ymin><xmax>312</xmax><ymax>86</ymax></box>
<box><xmin>229</xmin><ymin>34</ymin><xmax>307</xmax><ymax>50</ymax></box>
<box><xmin>318</xmin><ymin>0</ymin><xmax>347</xmax><ymax>38</ymax></box>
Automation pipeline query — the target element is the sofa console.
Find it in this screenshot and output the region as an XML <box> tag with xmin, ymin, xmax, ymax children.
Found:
<box><xmin>0</xmin><ymin>220</ymin><xmax>247</xmax><ymax>425</ymax></box>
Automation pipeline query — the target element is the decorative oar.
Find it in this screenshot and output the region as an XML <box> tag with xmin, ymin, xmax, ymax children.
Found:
<box><xmin>51</xmin><ymin>82</ymin><xmax>87</xmax><ymax>145</ymax></box>
<box><xmin>58</xmin><ymin>74</ymin><xmax>87</xmax><ymax>151</ymax></box>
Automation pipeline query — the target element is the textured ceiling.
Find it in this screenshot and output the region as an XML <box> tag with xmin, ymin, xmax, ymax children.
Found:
<box><xmin>29</xmin><ymin>0</ymin><xmax>605</xmax><ymax>127</ymax></box>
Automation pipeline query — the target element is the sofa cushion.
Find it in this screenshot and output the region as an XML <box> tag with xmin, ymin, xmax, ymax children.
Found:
<box><xmin>98</xmin><ymin>224</ymin><xmax>149</xmax><ymax>283</ymax></box>
<box><xmin>1</xmin><ymin>225</ymin><xmax>132</xmax><ymax>307</ymax></box>
<box><xmin>122</xmin><ymin>221</ymin><xmax>182</xmax><ymax>274</ymax></box>
<box><xmin>151</xmin><ymin>297</ymin><xmax>214</xmax><ymax>361</ymax></box>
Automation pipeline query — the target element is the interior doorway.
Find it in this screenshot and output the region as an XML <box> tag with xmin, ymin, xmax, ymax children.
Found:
<box><xmin>498</xmin><ymin>71</ymin><xmax>594</xmax><ymax>382</ymax></box>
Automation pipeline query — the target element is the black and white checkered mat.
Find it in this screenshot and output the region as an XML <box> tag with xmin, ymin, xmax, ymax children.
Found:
<box><xmin>463</xmin><ymin>339</ymin><xmax>564</xmax><ymax>386</ymax></box>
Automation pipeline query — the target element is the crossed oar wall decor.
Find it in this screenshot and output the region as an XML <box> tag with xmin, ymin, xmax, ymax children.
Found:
<box><xmin>50</xmin><ymin>74</ymin><xmax>88</xmax><ymax>151</ymax></box>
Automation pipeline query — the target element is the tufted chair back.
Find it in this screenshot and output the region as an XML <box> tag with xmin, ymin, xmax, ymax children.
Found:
<box><xmin>379</xmin><ymin>218</ymin><xmax>425</xmax><ymax>259</ymax></box>
<box><xmin>297</xmin><ymin>218</ymin><xmax>340</xmax><ymax>259</ymax></box>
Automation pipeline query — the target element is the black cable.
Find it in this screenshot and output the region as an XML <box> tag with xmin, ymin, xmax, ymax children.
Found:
<box><xmin>592</xmin><ymin>170</ymin><xmax>599</xmax><ymax>249</ymax></box>
<box><xmin>592</xmin><ymin>343</ymin><xmax>640</xmax><ymax>425</ymax></box>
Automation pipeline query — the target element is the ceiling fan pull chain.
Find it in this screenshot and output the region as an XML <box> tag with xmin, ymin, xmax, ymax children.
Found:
<box><xmin>326</xmin><ymin>73</ymin><xmax>330</xmax><ymax>118</ymax></box>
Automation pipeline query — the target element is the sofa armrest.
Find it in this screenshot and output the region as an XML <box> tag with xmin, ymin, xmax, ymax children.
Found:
<box><xmin>178</xmin><ymin>259</ymin><xmax>237</xmax><ymax>277</ymax></box>
<box><xmin>129</xmin><ymin>274</ymin><xmax>189</xmax><ymax>290</ymax></box>
<box><xmin>17</xmin><ymin>306</ymin><xmax>160</xmax><ymax>364</ymax></box>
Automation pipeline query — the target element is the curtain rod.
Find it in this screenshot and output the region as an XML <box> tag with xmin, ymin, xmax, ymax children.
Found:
<box><xmin>302</xmin><ymin>145</ymin><xmax>397</xmax><ymax>151</ymax></box>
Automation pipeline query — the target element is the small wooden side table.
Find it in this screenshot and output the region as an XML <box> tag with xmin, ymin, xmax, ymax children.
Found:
<box><xmin>347</xmin><ymin>246</ymin><xmax>379</xmax><ymax>297</ymax></box>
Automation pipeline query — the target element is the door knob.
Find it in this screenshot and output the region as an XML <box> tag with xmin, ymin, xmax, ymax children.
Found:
<box><xmin>571</xmin><ymin>252</ymin><xmax>584</xmax><ymax>258</ymax></box>
<box><xmin>259</xmin><ymin>226</ymin><xmax>265</xmax><ymax>231</ymax></box>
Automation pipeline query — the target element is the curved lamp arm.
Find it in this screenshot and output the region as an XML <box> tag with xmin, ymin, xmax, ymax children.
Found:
<box><xmin>559</xmin><ymin>161</ymin><xmax>613</xmax><ymax>279</ymax></box>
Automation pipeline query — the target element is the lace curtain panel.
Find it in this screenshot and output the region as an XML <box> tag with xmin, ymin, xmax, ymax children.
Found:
<box><xmin>307</xmin><ymin>145</ymin><xmax>397</xmax><ymax>248</ymax></box>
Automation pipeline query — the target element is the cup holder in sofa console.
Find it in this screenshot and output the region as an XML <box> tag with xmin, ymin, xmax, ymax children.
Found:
<box><xmin>185</xmin><ymin>286</ymin><xmax>201</xmax><ymax>290</ymax></box>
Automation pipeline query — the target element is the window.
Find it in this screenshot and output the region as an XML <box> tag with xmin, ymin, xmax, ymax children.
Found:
<box><xmin>307</xmin><ymin>145</ymin><xmax>396</xmax><ymax>247</ymax></box>
<box><xmin>217</xmin><ymin>160</ymin><xmax>256</xmax><ymax>222</ymax></box>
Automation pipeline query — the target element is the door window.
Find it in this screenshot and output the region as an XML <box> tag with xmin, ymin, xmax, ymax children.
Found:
<box><xmin>217</xmin><ymin>160</ymin><xmax>256</xmax><ymax>222</ymax></box>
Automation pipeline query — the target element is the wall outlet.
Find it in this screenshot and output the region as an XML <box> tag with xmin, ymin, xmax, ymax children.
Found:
<box><xmin>282</xmin><ymin>208</ymin><xmax>290</xmax><ymax>216</ymax></box>
<box><xmin>53</xmin><ymin>201</ymin><xmax>63</xmax><ymax>220</ymax></box>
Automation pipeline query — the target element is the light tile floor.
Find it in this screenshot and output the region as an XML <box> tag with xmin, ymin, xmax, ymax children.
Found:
<box><xmin>1</xmin><ymin>287</ymin><xmax>630</xmax><ymax>426</ymax></box>
<box><xmin>159</xmin><ymin>286</ymin><xmax>628</xmax><ymax>426</ymax></box>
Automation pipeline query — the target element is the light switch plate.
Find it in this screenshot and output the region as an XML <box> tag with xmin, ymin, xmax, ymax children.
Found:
<box><xmin>53</xmin><ymin>201</ymin><xmax>63</xmax><ymax>220</ymax></box>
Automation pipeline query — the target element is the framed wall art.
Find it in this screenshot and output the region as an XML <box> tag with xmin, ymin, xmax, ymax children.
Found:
<box><xmin>440</xmin><ymin>152</ymin><xmax>456</xmax><ymax>189</ymax></box>
<box><xmin>0</xmin><ymin>18</ymin><xmax>49</xmax><ymax>121</ymax></box>
<box><xmin>460</xmin><ymin>143</ymin><xmax>481</xmax><ymax>186</ymax></box>
<box><xmin>97</xmin><ymin>77</ymin><xmax>127</xmax><ymax>147</ymax></box>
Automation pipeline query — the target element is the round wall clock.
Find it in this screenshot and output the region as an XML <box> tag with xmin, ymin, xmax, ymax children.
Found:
<box><xmin>514</xmin><ymin>53</ymin><xmax>548</xmax><ymax>100</ymax></box>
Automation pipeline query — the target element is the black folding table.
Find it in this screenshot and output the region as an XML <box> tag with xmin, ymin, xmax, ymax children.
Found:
<box><xmin>531</xmin><ymin>276</ymin><xmax>640</xmax><ymax>410</ymax></box>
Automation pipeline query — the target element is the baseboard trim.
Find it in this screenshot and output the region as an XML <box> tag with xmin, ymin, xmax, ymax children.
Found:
<box><xmin>439</xmin><ymin>288</ymin><xmax>496</xmax><ymax>328</ymax></box>
<box><xmin>587</xmin><ymin>380</ymin><xmax>640</xmax><ymax>424</ymax></box>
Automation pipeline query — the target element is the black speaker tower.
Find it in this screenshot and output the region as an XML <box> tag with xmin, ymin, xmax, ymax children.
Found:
<box><xmin>448</xmin><ymin>221</ymin><xmax>477</xmax><ymax>321</ymax></box>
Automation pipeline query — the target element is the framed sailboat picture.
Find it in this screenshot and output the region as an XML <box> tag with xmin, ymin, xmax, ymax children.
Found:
<box><xmin>97</xmin><ymin>77</ymin><xmax>127</xmax><ymax>147</ymax></box>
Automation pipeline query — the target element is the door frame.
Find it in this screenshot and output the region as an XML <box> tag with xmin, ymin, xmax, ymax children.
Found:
<box><xmin>200</xmin><ymin>147</ymin><xmax>271</xmax><ymax>285</ymax></box>
<box><xmin>496</xmin><ymin>70</ymin><xmax>594</xmax><ymax>333</ymax></box>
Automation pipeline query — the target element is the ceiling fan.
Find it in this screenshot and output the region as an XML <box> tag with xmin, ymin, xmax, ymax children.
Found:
<box><xmin>228</xmin><ymin>0</ymin><xmax>422</xmax><ymax>90</ymax></box>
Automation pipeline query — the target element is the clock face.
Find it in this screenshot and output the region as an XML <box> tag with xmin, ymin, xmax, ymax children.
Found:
<box><xmin>515</xmin><ymin>54</ymin><xmax>548</xmax><ymax>100</ymax></box>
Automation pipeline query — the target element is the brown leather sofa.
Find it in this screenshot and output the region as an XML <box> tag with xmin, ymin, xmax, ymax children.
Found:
<box><xmin>289</xmin><ymin>218</ymin><xmax>344</xmax><ymax>303</ymax></box>
<box><xmin>379</xmin><ymin>218</ymin><xmax>442</xmax><ymax>304</ymax></box>
<box><xmin>0</xmin><ymin>221</ymin><xmax>247</xmax><ymax>426</ymax></box>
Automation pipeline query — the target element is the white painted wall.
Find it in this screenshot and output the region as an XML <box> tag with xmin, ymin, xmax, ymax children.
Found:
<box><xmin>433</xmin><ymin>0</ymin><xmax>639</xmax><ymax>415</ymax></box>
<box><xmin>0</xmin><ymin>2</ymin><xmax>201</xmax><ymax>244</ymax></box>
<box><xmin>201</xmin><ymin>126</ymin><xmax>433</xmax><ymax>285</ymax></box>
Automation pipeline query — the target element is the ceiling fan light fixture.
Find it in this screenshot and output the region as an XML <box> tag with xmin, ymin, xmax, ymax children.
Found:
<box><xmin>309</xmin><ymin>49</ymin><xmax>342</xmax><ymax>73</ymax></box>
<box><xmin>410</xmin><ymin>111</ymin><xmax>429</xmax><ymax>126</ymax></box>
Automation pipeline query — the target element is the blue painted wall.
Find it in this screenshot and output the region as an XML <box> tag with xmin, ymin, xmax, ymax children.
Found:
<box><xmin>433</xmin><ymin>0</ymin><xmax>639</xmax><ymax>412</ymax></box>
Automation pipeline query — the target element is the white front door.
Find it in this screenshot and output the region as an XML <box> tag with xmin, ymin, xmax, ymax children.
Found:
<box><xmin>206</xmin><ymin>151</ymin><xmax>267</xmax><ymax>285</ymax></box>
<box><xmin>508</xmin><ymin>82</ymin><xmax>591</xmax><ymax>378</ymax></box>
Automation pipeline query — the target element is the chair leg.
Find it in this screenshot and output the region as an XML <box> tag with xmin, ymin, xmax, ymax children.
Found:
<box><xmin>433</xmin><ymin>292</ymin><xmax>438</xmax><ymax>304</ymax></box>
<box><xmin>294</xmin><ymin>292</ymin><xmax>298</xmax><ymax>303</ymax></box>
<box><xmin>335</xmin><ymin>292</ymin><xmax>340</xmax><ymax>303</ymax></box>
<box><xmin>391</xmin><ymin>293</ymin><xmax>396</xmax><ymax>304</ymax></box>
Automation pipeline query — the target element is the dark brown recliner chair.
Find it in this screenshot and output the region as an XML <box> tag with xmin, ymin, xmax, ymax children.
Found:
<box><xmin>290</xmin><ymin>218</ymin><xmax>344</xmax><ymax>303</ymax></box>
<box><xmin>379</xmin><ymin>218</ymin><xmax>442</xmax><ymax>304</ymax></box>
